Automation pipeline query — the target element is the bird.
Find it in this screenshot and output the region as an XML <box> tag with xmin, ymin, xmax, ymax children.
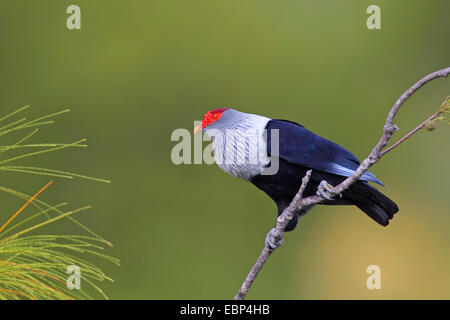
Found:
<box><xmin>194</xmin><ymin>108</ymin><xmax>399</xmax><ymax>232</ymax></box>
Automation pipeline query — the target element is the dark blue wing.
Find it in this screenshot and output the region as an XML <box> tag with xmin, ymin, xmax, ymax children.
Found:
<box><xmin>266</xmin><ymin>119</ymin><xmax>383</xmax><ymax>185</ymax></box>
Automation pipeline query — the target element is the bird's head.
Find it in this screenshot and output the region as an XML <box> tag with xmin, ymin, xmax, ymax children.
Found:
<box><xmin>192</xmin><ymin>108</ymin><xmax>272</xmax><ymax>180</ymax></box>
<box><xmin>194</xmin><ymin>108</ymin><xmax>229</xmax><ymax>134</ymax></box>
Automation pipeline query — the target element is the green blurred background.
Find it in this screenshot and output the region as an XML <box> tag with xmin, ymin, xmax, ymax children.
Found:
<box><xmin>0</xmin><ymin>0</ymin><xmax>449</xmax><ymax>299</ymax></box>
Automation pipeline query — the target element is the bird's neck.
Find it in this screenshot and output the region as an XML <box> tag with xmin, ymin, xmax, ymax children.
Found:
<box><xmin>207</xmin><ymin>112</ymin><xmax>271</xmax><ymax>181</ymax></box>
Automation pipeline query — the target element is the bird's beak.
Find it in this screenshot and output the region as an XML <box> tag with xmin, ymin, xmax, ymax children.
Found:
<box><xmin>194</xmin><ymin>124</ymin><xmax>202</xmax><ymax>134</ymax></box>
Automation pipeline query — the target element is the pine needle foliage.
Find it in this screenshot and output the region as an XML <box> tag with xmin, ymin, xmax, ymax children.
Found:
<box><xmin>0</xmin><ymin>106</ymin><xmax>119</xmax><ymax>300</ymax></box>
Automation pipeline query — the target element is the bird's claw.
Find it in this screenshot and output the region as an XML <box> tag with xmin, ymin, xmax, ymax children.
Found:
<box><xmin>265</xmin><ymin>228</ymin><xmax>283</xmax><ymax>249</ymax></box>
<box><xmin>317</xmin><ymin>180</ymin><xmax>340</xmax><ymax>200</ymax></box>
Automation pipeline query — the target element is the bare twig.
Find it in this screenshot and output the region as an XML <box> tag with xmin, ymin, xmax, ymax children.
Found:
<box><xmin>234</xmin><ymin>170</ymin><xmax>312</xmax><ymax>300</ymax></box>
<box><xmin>234</xmin><ymin>67</ymin><xmax>450</xmax><ymax>300</ymax></box>
<box><xmin>380</xmin><ymin>97</ymin><xmax>450</xmax><ymax>156</ymax></box>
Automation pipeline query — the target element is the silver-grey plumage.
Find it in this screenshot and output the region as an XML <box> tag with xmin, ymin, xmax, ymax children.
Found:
<box><xmin>202</xmin><ymin>109</ymin><xmax>271</xmax><ymax>181</ymax></box>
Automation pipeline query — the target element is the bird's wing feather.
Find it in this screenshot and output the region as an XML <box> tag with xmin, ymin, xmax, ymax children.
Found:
<box><xmin>265</xmin><ymin>119</ymin><xmax>383</xmax><ymax>185</ymax></box>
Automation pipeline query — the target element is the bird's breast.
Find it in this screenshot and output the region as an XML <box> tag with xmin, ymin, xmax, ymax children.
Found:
<box><xmin>210</xmin><ymin>128</ymin><xmax>270</xmax><ymax>181</ymax></box>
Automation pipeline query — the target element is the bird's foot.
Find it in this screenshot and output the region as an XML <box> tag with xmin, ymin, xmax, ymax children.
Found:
<box><xmin>317</xmin><ymin>180</ymin><xmax>340</xmax><ymax>200</ymax></box>
<box><xmin>265</xmin><ymin>228</ymin><xmax>284</xmax><ymax>249</ymax></box>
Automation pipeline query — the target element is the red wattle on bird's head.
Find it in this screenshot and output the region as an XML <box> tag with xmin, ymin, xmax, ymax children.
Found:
<box><xmin>194</xmin><ymin>108</ymin><xmax>228</xmax><ymax>133</ymax></box>
<box><xmin>201</xmin><ymin>108</ymin><xmax>228</xmax><ymax>128</ymax></box>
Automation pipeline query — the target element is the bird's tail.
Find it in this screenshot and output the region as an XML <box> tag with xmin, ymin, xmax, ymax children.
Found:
<box><xmin>348</xmin><ymin>181</ymin><xmax>399</xmax><ymax>226</ymax></box>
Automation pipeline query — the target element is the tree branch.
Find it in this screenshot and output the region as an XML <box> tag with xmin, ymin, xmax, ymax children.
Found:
<box><xmin>234</xmin><ymin>170</ymin><xmax>312</xmax><ymax>300</ymax></box>
<box><xmin>380</xmin><ymin>97</ymin><xmax>449</xmax><ymax>157</ymax></box>
<box><xmin>234</xmin><ymin>67</ymin><xmax>450</xmax><ymax>300</ymax></box>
